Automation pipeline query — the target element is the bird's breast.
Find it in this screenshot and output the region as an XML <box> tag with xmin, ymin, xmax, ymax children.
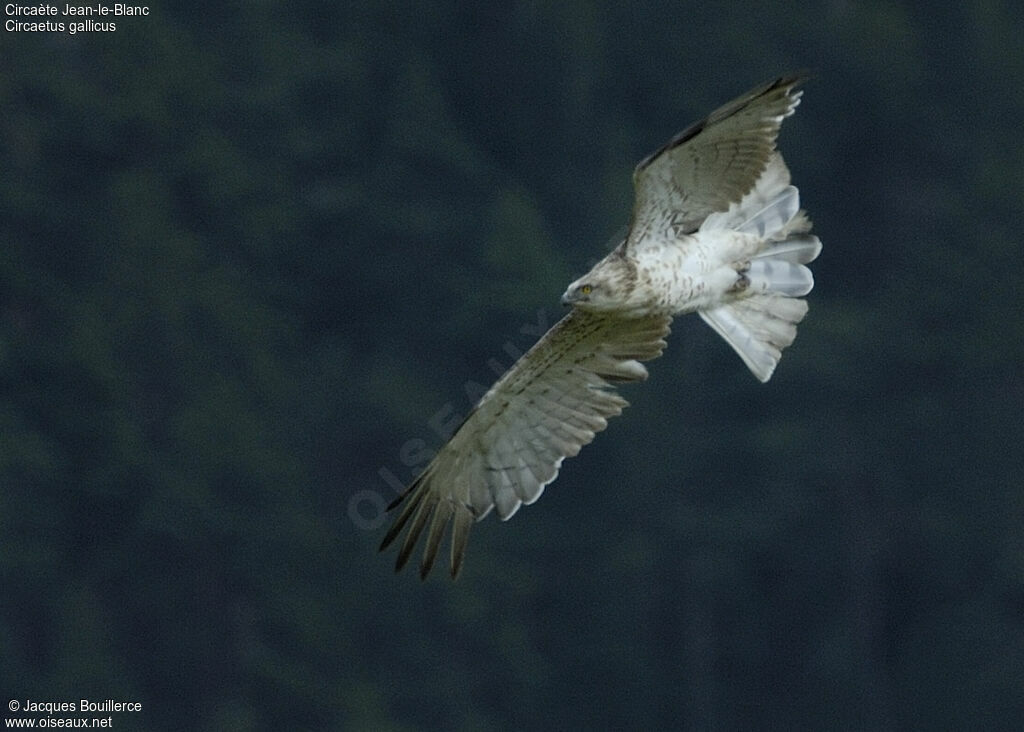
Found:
<box><xmin>634</xmin><ymin>231</ymin><xmax>752</xmax><ymax>315</ymax></box>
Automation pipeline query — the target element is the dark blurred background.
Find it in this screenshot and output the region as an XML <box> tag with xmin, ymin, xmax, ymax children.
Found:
<box><xmin>2</xmin><ymin>2</ymin><xmax>1022</xmax><ymax>729</ymax></box>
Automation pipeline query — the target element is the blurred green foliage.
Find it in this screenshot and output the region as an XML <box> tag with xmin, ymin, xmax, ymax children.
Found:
<box><xmin>2</xmin><ymin>1</ymin><xmax>1023</xmax><ymax>729</ymax></box>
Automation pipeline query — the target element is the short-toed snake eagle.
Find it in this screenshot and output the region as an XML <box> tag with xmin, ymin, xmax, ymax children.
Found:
<box><xmin>380</xmin><ymin>75</ymin><xmax>821</xmax><ymax>579</ymax></box>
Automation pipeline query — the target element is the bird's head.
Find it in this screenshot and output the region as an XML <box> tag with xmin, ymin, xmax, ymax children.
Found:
<box><xmin>561</xmin><ymin>279</ymin><xmax>601</xmax><ymax>307</ymax></box>
<box><xmin>561</xmin><ymin>268</ymin><xmax>631</xmax><ymax>312</ymax></box>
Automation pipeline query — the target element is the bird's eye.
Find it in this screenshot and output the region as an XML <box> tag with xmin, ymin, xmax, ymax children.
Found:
<box><xmin>580</xmin><ymin>284</ymin><xmax>593</xmax><ymax>295</ymax></box>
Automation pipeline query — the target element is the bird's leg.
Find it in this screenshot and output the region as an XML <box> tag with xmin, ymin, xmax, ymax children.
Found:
<box><xmin>729</xmin><ymin>261</ymin><xmax>751</xmax><ymax>293</ymax></box>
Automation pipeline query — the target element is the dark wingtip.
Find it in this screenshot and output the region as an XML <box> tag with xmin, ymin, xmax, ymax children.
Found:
<box><xmin>378</xmin><ymin>469</ymin><xmax>431</xmax><ymax>558</ymax></box>
<box><xmin>394</xmin><ymin>539</ymin><xmax>415</xmax><ymax>574</ymax></box>
<box><xmin>379</xmin><ymin>523</ymin><xmax>401</xmax><ymax>553</ymax></box>
<box><xmin>378</xmin><ymin>497</ymin><xmax>415</xmax><ymax>553</ymax></box>
<box><xmin>385</xmin><ymin>491</ymin><xmax>406</xmax><ymax>512</ymax></box>
<box><xmin>394</xmin><ymin>548</ymin><xmax>412</xmax><ymax>573</ymax></box>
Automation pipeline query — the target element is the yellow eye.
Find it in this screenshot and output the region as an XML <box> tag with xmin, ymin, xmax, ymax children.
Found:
<box><xmin>580</xmin><ymin>284</ymin><xmax>592</xmax><ymax>295</ymax></box>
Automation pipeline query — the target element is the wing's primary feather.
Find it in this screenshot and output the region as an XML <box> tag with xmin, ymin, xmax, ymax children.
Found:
<box><xmin>628</xmin><ymin>74</ymin><xmax>807</xmax><ymax>246</ymax></box>
<box><xmin>380</xmin><ymin>309</ymin><xmax>671</xmax><ymax>579</ymax></box>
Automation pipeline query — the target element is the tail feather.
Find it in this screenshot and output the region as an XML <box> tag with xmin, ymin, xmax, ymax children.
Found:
<box><xmin>746</xmin><ymin>258</ymin><xmax>814</xmax><ymax>297</ymax></box>
<box><xmin>736</xmin><ymin>185</ymin><xmax>800</xmax><ymax>237</ymax></box>
<box><xmin>699</xmin><ymin>295</ymin><xmax>809</xmax><ymax>382</ymax></box>
<box><xmin>755</xmin><ymin>233</ymin><xmax>821</xmax><ymax>264</ymax></box>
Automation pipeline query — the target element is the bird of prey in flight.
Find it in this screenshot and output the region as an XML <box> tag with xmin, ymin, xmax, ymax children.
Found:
<box><xmin>380</xmin><ymin>75</ymin><xmax>821</xmax><ymax>579</ymax></box>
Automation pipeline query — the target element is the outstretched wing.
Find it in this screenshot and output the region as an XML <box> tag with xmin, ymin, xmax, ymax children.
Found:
<box><xmin>627</xmin><ymin>74</ymin><xmax>807</xmax><ymax>247</ymax></box>
<box><xmin>379</xmin><ymin>309</ymin><xmax>671</xmax><ymax>579</ymax></box>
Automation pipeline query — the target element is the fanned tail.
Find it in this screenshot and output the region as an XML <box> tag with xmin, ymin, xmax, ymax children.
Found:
<box><xmin>699</xmin><ymin>295</ymin><xmax>809</xmax><ymax>382</ymax></box>
<box><xmin>700</xmin><ymin>154</ymin><xmax>821</xmax><ymax>382</ymax></box>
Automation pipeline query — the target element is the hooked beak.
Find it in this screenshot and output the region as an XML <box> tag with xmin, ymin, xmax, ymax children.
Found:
<box><xmin>560</xmin><ymin>291</ymin><xmax>573</xmax><ymax>307</ymax></box>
